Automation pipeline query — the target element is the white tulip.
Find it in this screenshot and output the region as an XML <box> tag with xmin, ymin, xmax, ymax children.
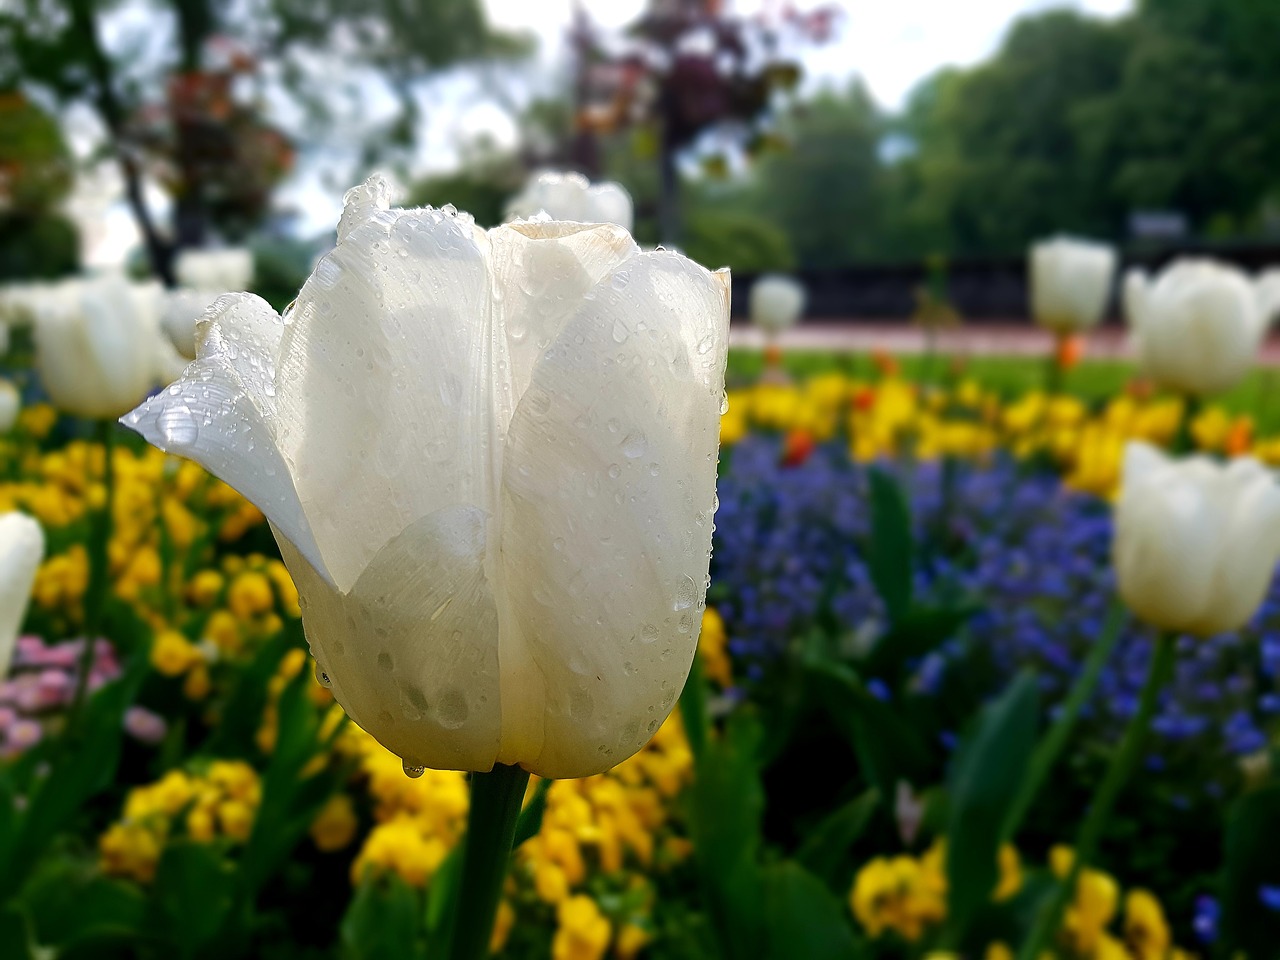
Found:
<box><xmin>174</xmin><ymin>248</ymin><xmax>254</xmax><ymax>292</ymax></box>
<box><xmin>163</xmin><ymin>288</ymin><xmax>225</xmax><ymax>360</ymax></box>
<box><xmin>1125</xmin><ymin>259</ymin><xmax>1266</xmax><ymax>396</ymax></box>
<box><xmin>506</xmin><ymin>171</ymin><xmax>634</xmax><ymax>232</ymax></box>
<box><xmin>1</xmin><ymin>512</ymin><xmax>44</xmax><ymax>678</ymax></box>
<box><xmin>124</xmin><ymin>176</ymin><xmax>729</xmax><ymax>779</ymax></box>
<box><xmin>1114</xmin><ymin>442</ymin><xmax>1280</xmax><ymax>638</ymax></box>
<box><xmin>0</xmin><ymin>379</ymin><xmax>19</xmax><ymax>433</ymax></box>
<box><xmin>1029</xmin><ymin>236</ymin><xmax>1117</xmax><ymax>333</ymax></box>
<box><xmin>33</xmin><ymin>276</ymin><xmax>163</xmax><ymax>420</ymax></box>
<box><xmin>749</xmin><ymin>274</ymin><xmax>806</xmax><ymax>336</ymax></box>
<box><xmin>1257</xmin><ymin>267</ymin><xmax>1280</xmax><ymax>328</ymax></box>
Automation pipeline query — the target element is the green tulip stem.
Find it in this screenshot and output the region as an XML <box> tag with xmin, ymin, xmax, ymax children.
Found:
<box><xmin>1001</xmin><ymin>601</ymin><xmax>1126</xmax><ymax>844</ymax></box>
<box><xmin>1174</xmin><ymin>393</ymin><xmax>1202</xmax><ymax>455</ymax></box>
<box><xmin>70</xmin><ymin>418</ymin><xmax>116</xmax><ymax>732</ymax></box>
<box><xmin>448</xmin><ymin>763</ymin><xmax>531</xmax><ymax>960</ymax></box>
<box><xmin>1017</xmin><ymin>632</ymin><xmax>1175</xmax><ymax>960</ymax></box>
<box><xmin>1045</xmin><ymin>333</ymin><xmax>1065</xmax><ymax>396</ymax></box>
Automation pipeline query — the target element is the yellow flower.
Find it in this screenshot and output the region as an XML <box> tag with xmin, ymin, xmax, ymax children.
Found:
<box><xmin>150</xmin><ymin>629</ymin><xmax>203</xmax><ymax>677</ymax></box>
<box><xmin>1050</xmin><ymin>846</ymin><xmax>1118</xmax><ymax>953</ymax></box>
<box><xmin>203</xmin><ymin>609</ymin><xmax>242</xmax><ymax>654</ymax></box>
<box><xmin>228</xmin><ymin>570</ymin><xmax>275</xmax><ymax>619</ymax></box>
<box><xmin>351</xmin><ymin>816</ymin><xmax>449</xmax><ymax>887</ymax></box>
<box><xmin>552</xmin><ymin>895</ymin><xmax>612</xmax><ymax>960</ymax></box>
<box><xmin>216</xmin><ymin>799</ymin><xmax>255</xmax><ymax>842</ymax></box>
<box><xmin>183</xmin><ymin>663</ymin><xmax>212</xmax><ymax>700</ymax></box>
<box><xmin>615</xmin><ymin>922</ymin><xmax>651</xmax><ymax>959</ymax></box>
<box><xmin>491</xmin><ymin>900</ymin><xmax>516</xmax><ymax>955</ymax></box>
<box><xmin>311</xmin><ymin>794</ymin><xmax>359</xmax><ymax>852</ymax></box>
<box><xmin>1124</xmin><ymin>888</ymin><xmax>1171</xmax><ymax>960</ymax></box>
<box><xmin>850</xmin><ymin>855</ymin><xmax>945</xmax><ymax>942</ymax></box>
<box><xmin>698</xmin><ymin>607</ymin><xmax>732</xmax><ymax>688</ymax></box>
<box><xmin>188</xmin><ymin>570</ymin><xmax>225</xmax><ymax>608</ymax></box>
<box><xmin>99</xmin><ymin>822</ymin><xmax>162</xmax><ymax>883</ymax></box>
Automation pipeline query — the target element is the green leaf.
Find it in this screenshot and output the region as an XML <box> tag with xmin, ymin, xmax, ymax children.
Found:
<box><xmin>341</xmin><ymin>874</ymin><xmax>424</xmax><ymax>960</ymax></box>
<box><xmin>1221</xmin><ymin>784</ymin><xmax>1280</xmax><ymax>955</ymax></box>
<box><xmin>512</xmin><ymin>777</ymin><xmax>552</xmax><ymax>848</ymax></box>
<box><xmin>866</xmin><ymin>603</ymin><xmax>978</xmax><ymax>675</ymax></box>
<box><xmin>941</xmin><ymin>671</ymin><xmax>1040</xmax><ymax>948</ymax></box>
<box><xmin>149</xmin><ymin>841</ymin><xmax>236</xmax><ymax>957</ymax></box>
<box><xmin>237</xmin><ymin>662</ymin><xmax>337</xmax><ymax>902</ymax></box>
<box><xmin>866</xmin><ymin>468</ymin><xmax>914</xmax><ymax>624</ymax></box>
<box><xmin>0</xmin><ymin>658</ymin><xmax>144</xmax><ymax>900</ymax></box>
<box><xmin>761</xmin><ymin>862</ymin><xmax>865</xmax><ymax>960</ymax></box>
<box><xmin>16</xmin><ymin>859</ymin><xmax>145</xmax><ymax>950</ymax></box>
<box><xmin>685</xmin><ymin>714</ymin><xmax>767</xmax><ymax>959</ymax></box>
<box><xmin>203</xmin><ymin>631</ymin><xmax>293</xmax><ymax>757</ymax></box>
<box><xmin>795</xmin><ymin>788</ymin><xmax>881</xmax><ymax>889</ymax></box>
<box><xmin>807</xmin><ymin>661</ymin><xmax>932</xmax><ymax>797</ymax></box>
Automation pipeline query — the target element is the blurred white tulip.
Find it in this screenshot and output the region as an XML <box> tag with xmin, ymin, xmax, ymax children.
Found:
<box><xmin>1125</xmin><ymin>259</ymin><xmax>1266</xmax><ymax>396</ymax></box>
<box><xmin>174</xmin><ymin>248</ymin><xmax>254</xmax><ymax>292</ymax></box>
<box><xmin>0</xmin><ymin>379</ymin><xmax>19</xmax><ymax>433</ymax></box>
<box><xmin>163</xmin><ymin>288</ymin><xmax>224</xmax><ymax>360</ymax></box>
<box><xmin>1114</xmin><ymin>442</ymin><xmax>1280</xmax><ymax>637</ymax></box>
<box><xmin>1029</xmin><ymin>236</ymin><xmax>1117</xmax><ymax>333</ymax></box>
<box><xmin>1257</xmin><ymin>267</ymin><xmax>1280</xmax><ymax>328</ymax></box>
<box><xmin>34</xmin><ymin>276</ymin><xmax>162</xmax><ymax>420</ymax></box>
<box><xmin>749</xmin><ymin>274</ymin><xmax>806</xmax><ymax>336</ymax></box>
<box><xmin>1</xmin><ymin>512</ymin><xmax>44</xmax><ymax>677</ymax></box>
<box><xmin>506</xmin><ymin>171</ymin><xmax>634</xmax><ymax>232</ymax></box>
<box><xmin>124</xmin><ymin>176</ymin><xmax>730</xmax><ymax>779</ymax></box>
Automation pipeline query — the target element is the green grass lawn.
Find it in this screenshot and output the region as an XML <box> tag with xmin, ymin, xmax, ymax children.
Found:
<box><xmin>726</xmin><ymin>349</ymin><xmax>1280</xmax><ymax>431</ymax></box>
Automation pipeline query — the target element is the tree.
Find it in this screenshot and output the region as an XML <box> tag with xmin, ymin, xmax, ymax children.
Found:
<box><xmin>0</xmin><ymin>0</ymin><xmax>526</xmax><ymax>280</ymax></box>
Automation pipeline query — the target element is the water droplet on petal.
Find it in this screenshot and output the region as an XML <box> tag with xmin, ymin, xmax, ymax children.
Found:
<box><xmin>315</xmin><ymin>662</ymin><xmax>332</xmax><ymax>688</ymax></box>
<box><xmin>621</xmin><ymin>432</ymin><xmax>647</xmax><ymax>459</ymax></box>
<box><xmin>402</xmin><ymin>761</ymin><xmax>425</xmax><ymax>779</ymax></box>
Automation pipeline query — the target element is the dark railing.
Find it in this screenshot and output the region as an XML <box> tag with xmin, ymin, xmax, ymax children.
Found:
<box><xmin>728</xmin><ymin>244</ymin><xmax>1280</xmax><ymax>324</ymax></box>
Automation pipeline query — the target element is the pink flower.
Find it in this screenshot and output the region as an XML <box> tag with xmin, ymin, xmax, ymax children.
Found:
<box><xmin>123</xmin><ymin>706</ymin><xmax>167</xmax><ymax>745</ymax></box>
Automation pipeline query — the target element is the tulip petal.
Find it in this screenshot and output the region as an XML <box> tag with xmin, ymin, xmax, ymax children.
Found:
<box><xmin>276</xmin><ymin>504</ymin><xmax>503</xmax><ymax>773</ymax></box>
<box><xmin>0</xmin><ymin>512</ymin><xmax>44</xmax><ymax>676</ymax></box>
<box><xmin>499</xmin><ymin>251</ymin><xmax>730</xmax><ymax>778</ymax></box>
<box><xmin>273</xmin><ymin>201</ymin><xmax>498</xmax><ymax>591</ymax></box>
<box><xmin>122</xmin><ymin>294</ymin><xmax>331</xmax><ymax>584</ymax></box>
<box><xmin>1201</xmin><ymin>460</ymin><xmax>1280</xmax><ymax>635</ymax></box>
<box><xmin>489</xmin><ymin>220</ymin><xmax>640</xmax><ymax>401</ymax></box>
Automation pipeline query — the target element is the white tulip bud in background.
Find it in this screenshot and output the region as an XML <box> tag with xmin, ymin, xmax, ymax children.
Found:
<box><xmin>125</xmin><ymin>176</ymin><xmax>729</xmax><ymax>779</ymax></box>
<box><xmin>1029</xmin><ymin>236</ymin><xmax>1117</xmax><ymax>333</ymax></box>
<box><xmin>163</xmin><ymin>288</ymin><xmax>224</xmax><ymax>360</ymax></box>
<box><xmin>749</xmin><ymin>274</ymin><xmax>806</xmax><ymax>336</ymax></box>
<box><xmin>1</xmin><ymin>512</ymin><xmax>44</xmax><ymax>678</ymax></box>
<box><xmin>1125</xmin><ymin>259</ymin><xmax>1266</xmax><ymax>397</ymax></box>
<box><xmin>506</xmin><ymin>171</ymin><xmax>634</xmax><ymax>232</ymax></box>
<box><xmin>1114</xmin><ymin>442</ymin><xmax>1280</xmax><ymax>638</ymax></box>
<box><xmin>0</xmin><ymin>379</ymin><xmax>19</xmax><ymax>433</ymax></box>
<box><xmin>174</xmin><ymin>248</ymin><xmax>254</xmax><ymax>293</ymax></box>
<box><xmin>1257</xmin><ymin>267</ymin><xmax>1280</xmax><ymax>328</ymax></box>
<box><xmin>34</xmin><ymin>276</ymin><xmax>162</xmax><ymax>420</ymax></box>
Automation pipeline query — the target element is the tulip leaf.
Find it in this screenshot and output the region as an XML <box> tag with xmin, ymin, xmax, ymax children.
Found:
<box><xmin>149</xmin><ymin>841</ymin><xmax>237</xmax><ymax>956</ymax></box>
<box><xmin>203</xmin><ymin>631</ymin><xmax>293</xmax><ymax>758</ymax></box>
<box><xmin>807</xmin><ymin>660</ymin><xmax>933</xmax><ymax>797</ymax></box>
<box><xmin>238</xmin><ymin>663</ymin><xmax>339</xmax><ymax>903</ymax></box>
<box><xmin>795</xmin><ymin>788</ymin><xmax>881</xmax><ymax>890</ymax></box>
<box><xmin>0</xmin><ymin>656</ymin><xmax>144</xmax><ymax>901</ymax></box>
<box><xmin>941</xmin><ymin>671</ymin><xmax>1040</xmax><ymax>949</ymax></box>
<box><xmin>866</xmin><ymin>603</ymin><xmax>978</xmax><ymax>676</ymax></box>
<box><xmin>1221</xmin><ymin>783</ymin><xmax>1280</xmax><ymax>955</ymax></box>
<box><xmin>866</xmin><ymin>468</ymin><xmax>914</xmax><ymax>625</ymax></box>
<box><xmin>685</xmin><ymin>713</ymin><xmax>767</xmax><ymax>958</ymax></box>
<box><xmin>16</xmin><ymin>859</ymin><xmax>146</xmax><ymax>950</ymax></box>
<box><xmin>760</xmin><ymin>862</ymin><xmax>866</xmax><ymax>960</ymax></box>
<box><xmin>512</xmin><ymin>777</ymin><xmax>553</xmax><ymax>848</ymax></box>
<box><xmin>342</xmin><ymin>875</ymin><xmax>424</xmax><ymax>960</ymax></box>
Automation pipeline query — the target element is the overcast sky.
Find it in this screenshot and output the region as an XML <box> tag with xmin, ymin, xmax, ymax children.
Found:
<box><xmin>484</xmin><ymin>0</ymin><xmax>1135</xmax><ymax>111</ymax></box>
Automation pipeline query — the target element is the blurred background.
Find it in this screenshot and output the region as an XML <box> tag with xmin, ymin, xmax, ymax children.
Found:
<box><xmin>6</xmin><ymin>0</ymin><xmax>1277</xmax><ymax>315</ymax></box>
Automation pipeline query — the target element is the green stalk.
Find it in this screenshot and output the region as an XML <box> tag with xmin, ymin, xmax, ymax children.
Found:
<box><xmin>1045</xmin><ymin>333</ymin><xmax>1065</xmax><ymax>396</ymax></box>
<box><xmin>1173</xmin><ymin>394</ymin><xmax>1201</xmax><ymax>455</ymax></box>
<box><xmin>69</xmin><ymin>419</ymin><xmax>116</xmax><ymax>731</ymax></box>
<box><xmin>447</xmin><ymin>763</ymin><xmax>531</xmax><ymax>960</ymax></box>
<box><xmin>1000</xmin><ymin>602</ymin><xmax>1126</xmax><ymax>844</ymax></box>
<box><xmin>1017</xmin><ymin>633</ymin><xmax>1175</xmax><ymax>960</ymax></box>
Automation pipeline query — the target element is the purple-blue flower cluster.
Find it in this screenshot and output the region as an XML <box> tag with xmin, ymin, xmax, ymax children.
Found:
<box><xmin>711</xmin><ymin>435</ymin><xmax>1280</xmax><ymax>785</ymax></box>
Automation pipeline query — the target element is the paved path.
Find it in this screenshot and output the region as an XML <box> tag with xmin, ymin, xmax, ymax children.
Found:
<box><xmin>729</xmin><ymin>320</ymin><xmax>1280</xmax><ymax>365</ymax></box>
